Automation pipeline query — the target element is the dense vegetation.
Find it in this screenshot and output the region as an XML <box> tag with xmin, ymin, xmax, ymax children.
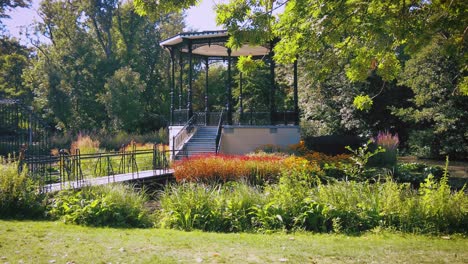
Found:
<box><xmin>0</xmin><ymin>0</ymin><xmax>466</xmax><ymax>159</ymax></box>
<box><xmin>1</xmin><ymin>139</ymin><xmax>466</xmax><ymax>235</ymax></box>
<box><xmin>213</xmin><ymin>0</ymin><xmax>468</xmax><ymax>160</ymax></box>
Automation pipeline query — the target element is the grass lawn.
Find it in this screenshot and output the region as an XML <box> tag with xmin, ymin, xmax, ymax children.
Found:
<box><xmin>0</xmin><ymin>220</ymin><xmax>466</xmax><ymax>263</ymax></box>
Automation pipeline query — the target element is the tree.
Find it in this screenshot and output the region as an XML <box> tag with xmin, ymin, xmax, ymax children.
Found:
<box><xmin>216</xmin><ymin>0</ymin><xmax>467</xmax><ymax>101</ymax></box>
<box><xmin>393</xmin><ymin>38</ymin><xmax>468</xmax><ymax>159</ymax></box>
<box><xmin>214</xmin><ymin>0</ymin><xmax>467</xmax><ymax>158</ymax></box>
<box><xmin>0</xmin><ymin>37</ymin><xmax>31</xmax><ymax>101</ymax></box>
<box><xmin>24</xmin><ymin>0</ymin><xmax>184</xmax><ymax>132</ymax></box>
<box><xmin>133</xmin><ymin>0</ymin><xmax>198</xmax><ymax>20</ymax></box>
<box><xmin>99</xmin><ymin>67</ymin><xmax>145</xmax><ymax>131</ymax></box>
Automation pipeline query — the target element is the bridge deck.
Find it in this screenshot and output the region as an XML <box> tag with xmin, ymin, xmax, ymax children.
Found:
<box><xmin>43</xmin><ymin>169</ymin><xmax>174</xmax><ymax>192</ymax></box>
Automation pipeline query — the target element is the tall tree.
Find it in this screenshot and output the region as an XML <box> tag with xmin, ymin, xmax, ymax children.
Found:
<box><xmin>0</xmin><ymin>37</ymin><xmax>31</xmax><ymax>101</ymax></box>
<box><xmin>24</xmin><ymin>0</ymin><xmax>184</xmax><ymax>132</ymax></box>
<box><xmin>214</xmin><ymin>0</ymin><xmax>467</xmax><ymax>158</ymax></box>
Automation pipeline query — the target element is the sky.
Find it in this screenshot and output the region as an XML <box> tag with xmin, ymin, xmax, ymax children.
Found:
<box><xmin>3</xmin><ymin>0</ymin><xmax>223</xmax><ymax>43</ymax></box>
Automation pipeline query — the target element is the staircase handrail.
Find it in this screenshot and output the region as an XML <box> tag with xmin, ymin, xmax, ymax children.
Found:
<box><xmin>172</xmin><ymin>114</ymin><xmax>197</xmax><ymax>156</ymax></box>
<box><xmin>215</xmin><ymin>109</ymin><xmax>224</xmax><ymax>154</ymax></box>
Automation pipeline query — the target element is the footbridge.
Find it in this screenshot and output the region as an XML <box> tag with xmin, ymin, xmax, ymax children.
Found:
<box><xmin>22</xmin><ymin>144</ymin><xmax>174</xmax><ymax>193</ymax></box>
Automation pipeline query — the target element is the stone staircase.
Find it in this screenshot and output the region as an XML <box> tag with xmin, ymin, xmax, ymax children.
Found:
<box><xmin>177</xmin><ymin>126</ymin><xmax>218</xmax><ymax>159</ymax></box>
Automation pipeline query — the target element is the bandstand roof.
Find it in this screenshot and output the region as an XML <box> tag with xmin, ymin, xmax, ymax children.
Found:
<box><xmin>160</xmin><ymin>30</ymin><xmax>270</xmax><ymax>58</ymax></box>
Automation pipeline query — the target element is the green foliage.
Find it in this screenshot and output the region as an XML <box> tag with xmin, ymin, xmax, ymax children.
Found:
<box><xmin>158</xmin><ymin>169</ymin><xmax>467</xmax><ymax>234</ymax></box>
<box><xmin>159</xmin><ymin>182</ymin><xmax>264</xmax><ymax>232</ymax></box>
<box><xmin>99</xmin><ymin>67</ymin><xmax>145</xmax><ymax>132</ymax></box>
<box><xmin>233</xmin><ymin>65</ymin><xmax>272</xmax><ymax>112</ymax></box>
<box><xmin>353</xmin><ymin>95</ymin><xmax>373</xmax><ymax>111</ymax></box>
<box><xmin>395</xmin><ymin>38</ymin><xmax>468</xmax><ymax>159</ymax></box>
<box><xmin>236</xmin><ymin>55</ymin><xmax>265</xmax><ymax>75</ymax></box>
<box><xmin>133</xmin><ymin>0</ymin><xmax>198</xmax><ymax>19</ymax></box>
<box><xmin>459</xmin><ymin>76</ymin><xmax>468</xmax><ymax>96</ymax></box>
<box><xmin>48</xmin><ymin>184</ymin><xmax>152</xmax><ymax>227</ymax></box>
<box><xmin>344</xmin><ymin>140</ymin><xmax>385</xmax><ymax>180</ymax></box>
<box><xmin>0</xmin><ymin>157</ymin><xmax>45</xmax><ymax>218</ymax></box>
<box><xmin>24</xmin><ymin>0</ymin><xmax>184</xmax><ymax>133</ymax></box>
<box><xmin>192</xmin><ymin>64</ymin><xmax>227</xmax><ymax>111</ymax></box>
<box><xmin>395</xmin><ymin>162</ymin><xmax>443</xmax><ymax>181</ymax></box>
<box><xmin>0</xmin><ymin>37</ymin><xmax>32</xmax><ymax>101</ymax></box>
<box><xmin>215</xmin><ymin>0</ymin><xmax>276</xmax><ymax>49</ymax></box>
<box><xmin>368</xmin><ymin>131</ymin><xmax>399</xmax><ymax>168</ymax></box>
<box><xmin>216</xmin><ymin>0</ymin><xmax>466</xmax><ymax>159</ymax></box>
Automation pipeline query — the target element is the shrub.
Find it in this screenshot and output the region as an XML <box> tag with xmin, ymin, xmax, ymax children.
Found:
<box><xmin>158</xmin><ymin>170</ymin><xmax>467</xmax><ymax>234</ymax></box>
<box><xmin>301</xmin><ymin>135</ymin><xmax>363</xmax><ymax>155</ymax></box>
<box><xmin>394</xmin><ymin>162</ymin><xmax>444</xmax><ymax>186</ymax></box>
<box><xmin>395</xmin><ymin>172</ymin><xmax>467</xmax><ymax>233</ymax></box>
<box><xmin>368</xmin><ymin>131</ymin><xmax>399</xmax><ymax>167</ymax></box>
<box><xmin>48</xmin><ymin>184</ymin><xmax>152</xmax><ymax>227</ymax></box>
<box><xmin>0</xmin><ymin>157</ymin><xmax>45</xmax><ymax>218</ymax></box>
<box><xmin>289</xmin><ymin>141</ymin><xmax>351</xmax><ymax>167</ymax></box>
<box><xmin>254</xmin><ymin>144</ymin><xmax>284</xmax><ymax>153</ymax></box>
<box><xmin>159</xmin><ymin>182</ymin><xmax>265</xmax><ymax>232</ymax></box>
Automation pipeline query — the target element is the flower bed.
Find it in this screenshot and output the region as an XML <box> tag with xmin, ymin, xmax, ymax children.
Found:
<box><xmin>173</xmin><ymin>154</ymin><xmax>284</xmax><ymax>183</ymax></box>
<box><xmin>173</xmin><ymin>154</ymin><xmax>324</xmax><ymax>184</ymax></box>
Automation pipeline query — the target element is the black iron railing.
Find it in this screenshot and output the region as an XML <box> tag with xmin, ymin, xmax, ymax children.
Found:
<box><xmin>215</xmin><ymin>109</ymin><xmax>224</xmax><ymax>154</ymax></box>
<box><xmin>172</xmin><ymin>114</ymin><xmax>197</xmax><ymax>158</ymax></box>
<box><xmin>173</xmin><ymin>109</ymin><xmax>189</xmax><ymax>126</ymax></box>
<box><xmin>171</xmin><ymin>110</ymin><xmax>298</xmax><ymax>126</ymax></box>
<box><xmin>0</xmin><ymin>99</ymin><xmax>51</xmax><ymax>157</ymax></box>
<box><xmin>22</xmin><ymin>143</ymin><xmax>171</xmax><ymax>192</ymax></box>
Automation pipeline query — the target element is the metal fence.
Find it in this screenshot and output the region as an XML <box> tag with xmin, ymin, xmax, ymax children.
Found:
<box><xmin>173</xmin><ymin>110</ymin><xmax>297</xmax><ymax>126</ymax></box>
<box><xmin>0</xmin><ymin>99</ymin><xmax>51</xmax><ymax>157</ymax></box>
<box><xmin>22</xmin><ymin>144</ymin><xmax>171</xmax><ymax>192</ymax></box>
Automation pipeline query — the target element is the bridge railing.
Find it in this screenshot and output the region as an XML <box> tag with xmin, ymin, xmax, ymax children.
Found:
<box><xmin>22</xmin><ymin>144</ymin><xmax>172</xmax><ymax>192</ymax></box>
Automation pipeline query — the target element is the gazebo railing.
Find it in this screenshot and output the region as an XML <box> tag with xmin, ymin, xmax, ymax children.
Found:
<box><xmin>173</xmin><ymin>109</ymin><xmax>189</xmax><ymax>126</ymax></box>
<box><xmin>171</xmin><ymin>110</ymin><xmax>297</xmax><ymax>126</ymax></box>
<box><xmin>272</xmin><ymin>111</ymin><xmax>299</xmax><ymax>125</ymax></box>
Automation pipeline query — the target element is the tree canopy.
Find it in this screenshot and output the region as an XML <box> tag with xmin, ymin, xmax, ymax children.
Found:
<box><xmin>22</xmin><ymin>0</ymin><xmax>185</xmax><ymax>132</ymax></box>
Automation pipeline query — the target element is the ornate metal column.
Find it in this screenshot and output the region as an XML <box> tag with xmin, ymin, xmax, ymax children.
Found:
<box><xmin>187</xmin><ymin>40</ymin><xmax>193</xmax><ymax>120</ymax></box>
<box><xmin>293</xmin><ymin>58</ymin><xmax>299</xmax><ymax>125</ymax></box>
<box><xmin>170</xmin><ymin>48</ymin><xmax>175</xmax><ymax>125</ymax></box>
<box><xmin>269</xmin><ymin>41</ymin><xmax>276</xmax><ymax>125</ymax></box>
<box><xmin>204</xmin><ymin>57</ymin><xmax>209</xmax><ymax>125</ymax></box>
<box><xmin>226</xmin><ymin>48</ymin><xmax>233</xmax><ymax>125</ymax></box>
<box><xmin>178</xmin><ymin>53</ymin><xmax>184</xmax><ymax>111</ymax></box>
<box><xmin>239</xmin><ymin>72</ymin><xmax>243</xmax><ymax>124</ymax></box>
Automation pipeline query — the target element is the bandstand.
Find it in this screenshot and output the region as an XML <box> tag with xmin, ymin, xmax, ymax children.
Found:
<box><xmin>160</xmin><ymin>30</ymin><xmax>300</xmax><ymax>159</ymax></box>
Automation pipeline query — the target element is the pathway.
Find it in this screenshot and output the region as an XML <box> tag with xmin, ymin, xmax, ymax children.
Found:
<box><xmin>43</xmin><ymin>169</ymin><xmax>174</xmax><ymax>192</ymax></box>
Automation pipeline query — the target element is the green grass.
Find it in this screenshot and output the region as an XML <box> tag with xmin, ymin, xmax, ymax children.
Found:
<box><xmin>0</xmin><ymin>220</ymin><xmax>467</xmax><ymax>263</ymax></box>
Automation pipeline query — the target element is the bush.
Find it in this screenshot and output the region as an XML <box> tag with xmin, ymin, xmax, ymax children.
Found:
<box><xmin>48</xmin><ymin>184</ymin><xmax>152</xmax><ymax>227</ymax></box>
<box><xmin>158</xmin><ymin>171</ymin><xmax>467</xmax><ymax>234</ymax></box>
<box><xmin>394</xmin><ymin>162</ymin><xmax>444</xmax><ymax>186</ymax></box>
<box><xmin>159</xmin><ymin>182</ymin><xmax>265</xmax><ymax>232</ymax></box>
<box><xmin>302</xmin><ymin>135</ymin><xmax>363</xmax><ymax>155</ymax></box>
<box><xmin>0</xmin><ymin>157</ymin><xmax>45</xmax><ymax>218</ymax></box>
<box><xmin>289</xmin><ymin>141</ymin><xmax>351</xmax><ymax>166</ymax></box>
<box><xmin>368</xmin><ymin>131</ymin><xmax>399</xmax><ymax>168</ymax></box>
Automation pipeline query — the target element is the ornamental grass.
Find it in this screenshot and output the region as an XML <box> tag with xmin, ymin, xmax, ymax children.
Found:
<box><xmin>289</xmin><ymin>141</ymin><xmax>351</xmax><ymax>166</ymax></box>
<box><xmin>173</xmin><ymin>154</ymin><xmax>285</xmax><ymax>184</ymax></box>
<box><xmin>172</xmin><ymin>154</ymin><xmax>324</xmax><ymax>184</ymax></box>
